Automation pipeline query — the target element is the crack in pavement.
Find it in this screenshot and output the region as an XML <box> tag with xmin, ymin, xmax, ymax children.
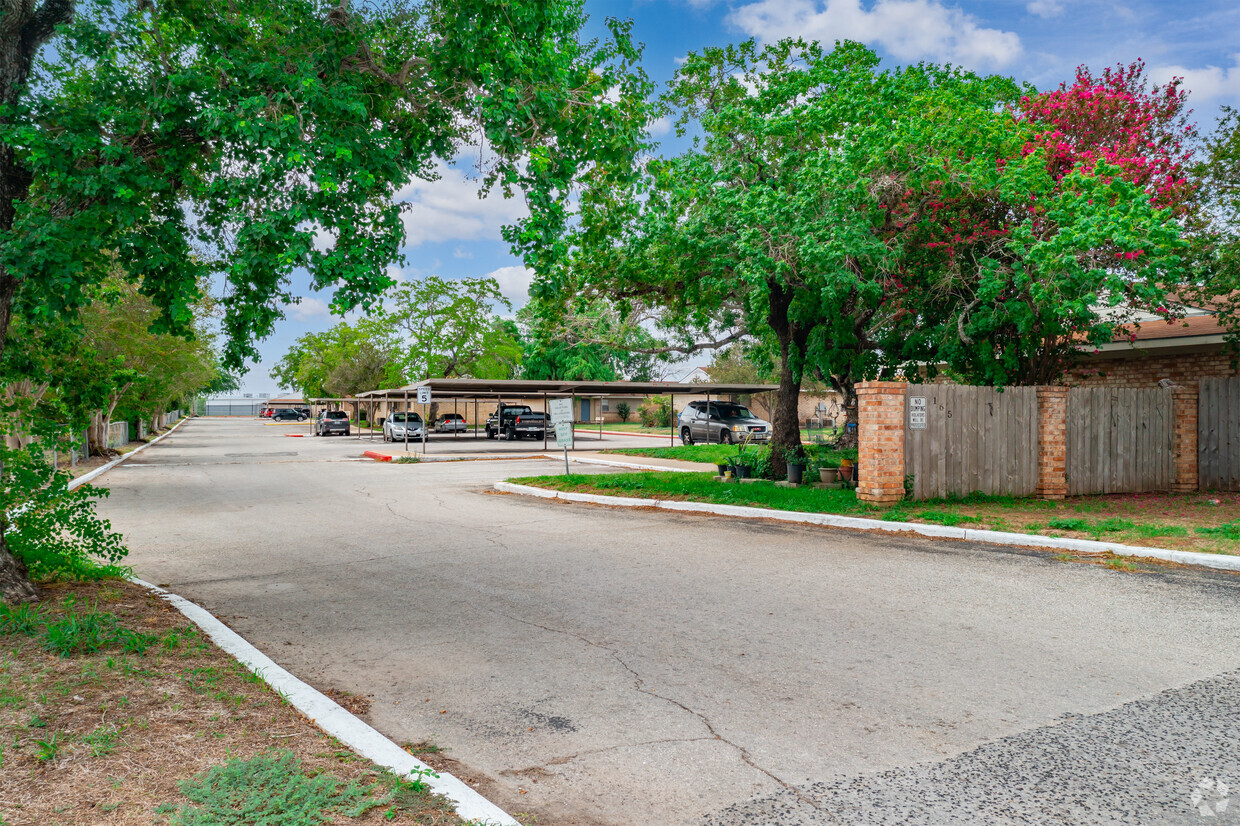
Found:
<box><xmin>501</xmin><ymin>736</ymin><xmax>716</xmax><ymax>774</ymax></box>
<box><xmin>493</xmin><ymin>611</ymin><xmax>832</xmax><ymax>815</ymax></box>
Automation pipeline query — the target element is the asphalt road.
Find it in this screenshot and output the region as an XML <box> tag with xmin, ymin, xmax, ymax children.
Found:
<box><xmin>97</xmin><ymin>418</ymin><xmax>1240</xmax><ymax>825</ymax></box>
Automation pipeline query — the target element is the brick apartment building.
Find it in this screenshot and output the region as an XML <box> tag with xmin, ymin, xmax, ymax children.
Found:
<box><xmin>1068</xmin><ymin>302</ymin><xmax>1237</xmax><ymax>389</ymax></box>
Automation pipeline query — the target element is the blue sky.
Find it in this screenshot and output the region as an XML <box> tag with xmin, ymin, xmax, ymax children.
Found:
<box><xmin>240</xmin><ymin>0</ymin><xmax>1240</xmax><ymax>395</ymax></box>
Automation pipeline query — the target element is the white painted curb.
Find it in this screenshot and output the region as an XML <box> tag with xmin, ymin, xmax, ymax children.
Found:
<box><xmin>67</xmin><ymin>416</ymin><xmax>189</xmax><ymax>491</ymax></box>
<box><xmin>494</xmin><ymin>482</ymin><xmax>1240</xmax><ymax>574</ymax></box>
<box><xmin>541</xmin><ymin>453</ymin><xmax>707</xmax><ymax>473</ymax></box>
<box><xmin>130</xmin><ymin>578</ymin><xmax>518</xmax><ymax>826</ymax></box>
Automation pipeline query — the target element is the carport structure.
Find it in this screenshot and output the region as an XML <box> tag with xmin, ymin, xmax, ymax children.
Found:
<box><xmin>355</xmin><ymin>378</ymin><xmax>778</xmax><ymax>453</ymax></box>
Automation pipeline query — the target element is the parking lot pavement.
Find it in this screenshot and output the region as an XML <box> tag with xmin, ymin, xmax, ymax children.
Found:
<box><xmin>97</xmin><ymin>418</ymin><xmax>1240</xmax><ymax>825</ymax></box>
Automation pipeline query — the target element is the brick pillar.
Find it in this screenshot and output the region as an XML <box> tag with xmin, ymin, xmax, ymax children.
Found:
<box><xmin>856</xmin><ymin>381</ymin><xmax>908</xmax><ymax>504</ymax></box>
<box><xmin>1171</xmin><ymin>386</ymin><xmax>1199</xmax><ymax>493</ymax></box>
<box><xmin>1035</xmin><ymin>386</ymin><xmax>1068</xmax><ymax>500</ymax></box>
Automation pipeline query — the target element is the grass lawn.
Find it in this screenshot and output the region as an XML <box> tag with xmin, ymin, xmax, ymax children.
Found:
<box><xmin>0</xmin><ymin>579</ymin><xmax>466</xmax><ymax>826</ymax></box>
<box><xmin>509</xmin><ymin>471</ymin><xmax>1240</xmax><ymax>557</ymax></box>
<box><xmin>601</xmin><ymin>442</ymin><xmax>858</xmax><ymax>467</ymax></box>
<box><xmin>587</xmin><ymin>422</ymin><xmax>844</xmax><ymax>443</ymax></box>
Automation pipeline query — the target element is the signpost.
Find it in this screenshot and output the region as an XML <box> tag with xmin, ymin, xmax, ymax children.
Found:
<box><xmin>548</xmin><ymin>400</ymin><xmax>574</xmax><ymax>474</ymax></box>
<box><xmin>909</xmin><ymin>396</ymin><xmax>927</xmax><ymax>430</ymax></box>
<box><xmin>417</xmin><ymin>386</ymin><xmax>431</xmax><ymax>453</ymax></box>
<box><xmin>555</xmin><ymin>422</ymin><xmax>574</xmax><ymax>474</ymax></box>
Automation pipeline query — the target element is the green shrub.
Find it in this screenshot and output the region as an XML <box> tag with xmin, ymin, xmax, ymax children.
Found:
<box><xmin>637</xmin><ymin>395</ymin><xmax>673</xmax><ymax>428</ymax></box>
<box><xmin>165</xmin><ymin>751</ymin><xmax>390</xmax><ymax>825</ymax></box>
<box><xmin>615</xmin><ymin>402</ymin><xmax>631</xmax><ymax>423</ymax></box>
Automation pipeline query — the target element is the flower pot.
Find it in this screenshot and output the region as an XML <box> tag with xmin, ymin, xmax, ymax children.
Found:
<box><xmin>819</xmin><ymin>467</ymin><xmax>837</xmax><ymax>483</ymax></box>
<box><xmin>735</xmin><ymin>463</ymin><xmax>752</xmax><ymax>479</ymax></box>
<box><xmin>837</xmin><ymin>461</ymin><xmax>854</xmax><ymax>482</ymax></box>
<box><xmin>716</xmin><ymin>463</ymin><xmax>730</xmax><ymax>476</ymax></box>
<box><xmin>787</xmin><ymin>462</ymin><xmax>805</xmax><ymax>485</ymax></box>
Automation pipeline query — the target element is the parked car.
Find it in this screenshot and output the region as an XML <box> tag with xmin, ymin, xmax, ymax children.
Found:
<box><xmin>271</xmin><ymin>408</ymin><xmax>308</xmax><ymax>422</ymax></box>
<box><xmin>383</xmin><ymin>411</ymin><xmax>424</xmax><ymax>442</ymax></box>
<box><xmin>315</xmin><ymin>410</ymin><xmax>350</xmax><ymax>436</ymax></box>
<box><xmin>260</xmin><ymin>408</ymin><xmax>274</xmax><ymax>418</ymax></box>
<box><xmin>487</xmin><ymin>406</ymin><xmax>552</xmax><ymax>440</ymax></box>
<box><xmin>678</xmin><ymin>401</ymin><xmax>771</xmax><ymax>445</ymax></box>
<box><xmin>485</xmin><ymin>405</ymin><xmax>552</xmax><ymax>440</ymax></box>
<box><xmin>435</xmin><ymin>412</ymin><xmax>467</xmax><ymax>433</ymax></box>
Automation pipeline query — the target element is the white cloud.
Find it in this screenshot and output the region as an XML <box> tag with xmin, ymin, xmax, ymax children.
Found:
<box><xmin>728</xmin><ymin>0</ymin><xmax>1023</xmax><ymax>68</ymax></box>
<box><xmin>1152</xmin><ymin>54</ymin><xmax>1240</xmax><ymax>106</ymax></box>
<box><xmin>1025</xmin><ymin>0</ymin><xmax>1064</xmax><ymax>19</ymax></box>
<box><xmin>486</xmin><ymin>265</ymin><xmax>536</xmax><ymax>309</ymax></box>
<box><xmin>287</xmin><ymin>296</ymin><xmax>331</xmax><ymax>322</ymax></box>
<box><xmin>396</xmin><ymin>160</ymin><xmax>529</xmax><ymax>247</ymax></box>
<box><xmin>453</xmin><ymin>246</ymin><xmax>475</xmax><ymax>259</ymax></box>
<box><xmin>648</xmin><ymin>115</ymin><xmax>674</xmax><ymax>137</ymax></box>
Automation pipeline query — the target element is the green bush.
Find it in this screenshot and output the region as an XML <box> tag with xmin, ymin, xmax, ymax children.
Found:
<box><xmin>1</xmin><ymin>426</ymin><xmax>128</xmax><ymax>583</ymax></box>
<box><xmin>615</xmin><ymin>402</ymin><xmax>631</xmax><ymax>423</ymax></box>
<box><xmin>638</xmin><ymin>395</ymin><xmax>672</xmax><ymax>428</ymax></box>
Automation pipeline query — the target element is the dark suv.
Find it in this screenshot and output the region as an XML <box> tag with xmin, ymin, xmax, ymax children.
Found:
<box><xmin>271</xmin><ymin>408</ymin><xmax>308</xmax><ymax>422</ymax></box>
<box><xmin>678</xmin><ymin>401</ymin><xmax>771</xmax><ymax>445</ymax></box>
<box><xmin>315</xmin><ymin>410</ymin><xmax>350</xmax><ymax>436</ymax></box>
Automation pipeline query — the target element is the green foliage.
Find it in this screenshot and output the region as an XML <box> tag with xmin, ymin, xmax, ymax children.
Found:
<box><xmin>1048</xmin><ymin>517</ymin><xmax>1090</xmax><ymax>531</ymax></box>
<box><xmin>0</xmin><ymin>601</ymin><xmax>46</xmax><ymax>635</ymax></box>
<box><xmin>615</xmin><ymin>402</ymin><xmax>631</xmax><ymax>423</ymax></box>
<box><xmin>1190</xmin><ymin>109</ymin><xmax>1240</xmax><ymax>342</ymax></box>
<box><xmin>3</xmin><ymin>0</ymin><xmax>650</xmax><ymax>370</ymax></box>
<box><xmin>518</xmin><ymin>299</ymin><xmax>672</xmax><ymax>381</ymax></box>
<box><xmin>0</xmin><ymin>420</ymin><xmax>128</xmax><ymax>584</ymax></box>
<box><xmin>637</xmin><ymin>396</ymin><xmax>673</xmax><ymax>428</ymax></box>
<box><xmin>165</xmin><ymin>751</ymin><xmax>390</xmax><ymax>825</ymax></box>
<box><xmin>1197</xmin><ymin>520</ymin><xmax>1240</xmax><ymax>541</ymax></box>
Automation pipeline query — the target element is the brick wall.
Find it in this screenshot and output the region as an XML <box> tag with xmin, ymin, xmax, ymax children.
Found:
<box><xmin>856</xmin><ymin>381</ymin><xmax>907</xmax><ymax>504</ymax></box>
<box><xmin>1171</xmin><ymin>387</ymin><xmax>1199</xmax><ymax>492</ymax></box>
<box><xmin>1035</xmin><ymin>387</ymin><xmax>1069</xmax><ymax>500</ymax></box>
<box><xmin>1069</xmin><ymin>349</ymin><xmax>1238</xmax><ymax>389</ymax></box>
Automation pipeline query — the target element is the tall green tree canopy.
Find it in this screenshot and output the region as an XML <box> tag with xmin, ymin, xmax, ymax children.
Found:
<box><xmin>550</xmin><ymin>40</ymin><xmax>1192</xmax><ymax>459</ymax></box>
<box><xmin>0</xmin><ymin>0</ymin><xmax>648</xmax><ymax>370</ymax></box>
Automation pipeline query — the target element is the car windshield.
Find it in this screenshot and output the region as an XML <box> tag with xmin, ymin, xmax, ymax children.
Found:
<box><xmin>442</xmin><ymin>414</ymin><xmax>462</xmax><ymax>420</ymax></box>
<box><xmin>710</xmin><ymin>403</ymin><xmax>755</xmax><ymax>419</ymax></box>
<box><xmin>325</xmin><ymin>411</ymin><xmax>348</xmax><ymax>419</ymax></box>
<box><xmin>390</xmin><ymin>412</ymin><xmax>421</xmax><ymax>423</ymax></box>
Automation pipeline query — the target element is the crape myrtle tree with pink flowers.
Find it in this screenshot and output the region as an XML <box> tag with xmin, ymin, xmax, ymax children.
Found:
<box><xmin>913</xmin><ymin>60</ymin><xmax>1197</xmax><ymax>386</ymax></box>
<box><xmin>546</xmin><ymin>41</ymin><xmax>1195</xmax><ymax>463</ymax></box>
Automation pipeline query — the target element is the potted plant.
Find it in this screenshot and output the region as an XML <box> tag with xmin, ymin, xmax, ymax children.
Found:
<box><xmin>818</xmin><ymin>455</ymin><xmax>841</xmax><ymax>483</ymax></box>
<box><xmin>786</xmin><ymin>449</ymin><xmax>807</xmax><ymax>485</ymax></box>
<box><xmin>731</xmin><ymin>434</ymin><xmax>755</xmax><ymax>478</ymax></box>
<box><xmin>837</xmin><ymin>457</ymin><xmax>854</xmax><ymax>482</ymax></box>
<box><xmin>715</xmin><ymin>461</ymin><xmax>730</xmax><ymax>477</ymax></box>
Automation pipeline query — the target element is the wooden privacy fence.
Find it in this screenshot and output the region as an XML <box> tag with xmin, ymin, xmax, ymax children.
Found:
<box><xmin>1065</xmin><ymin>388</ymin><xmax>1173</xmax><ymax>495</ymax></box>
<box><xmin>903</xmin><ymin>385</ymin><xmax>1039</xmax><ymax>499</ymax></box>
<box><xmin>1199</xmin><ymin>377</ymin><xmax>1240</xmax><ymax>490</ymax></box>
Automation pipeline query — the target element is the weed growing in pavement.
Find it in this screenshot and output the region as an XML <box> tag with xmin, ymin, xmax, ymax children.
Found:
<box><xmin>394</xmin><ymin>456</ymin><xmax>420</xmax><ymax>464</ymax></box>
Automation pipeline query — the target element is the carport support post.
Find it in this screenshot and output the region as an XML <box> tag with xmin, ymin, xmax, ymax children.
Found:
<box><xmin>473</xmin><ymin>398</ymin><xmax>478</xmax><ymax>440</ymax></box>
<box><xmin>543</xmin><ymin>391</ymin><xmax>548</xmax><ymax>450</ymax></box>
<box><xmin>670</xmin><ymin>393</ymin><xmax>674</xmax><ymax>446</ymax></box>
<box><xmin>403</xmin><ymin>392</ymin><xmax>409</xmax><ymax>452</ymax></box>
<box><xmin>706</xmin><ymin>391</ymin><xmax>711</xmax><ymax>444</ymax></box>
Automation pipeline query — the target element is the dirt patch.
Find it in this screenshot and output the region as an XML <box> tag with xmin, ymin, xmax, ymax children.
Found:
<box><xmin>0</xmin><ymin>579</ymin><xmax>464</xmax><ymax>826</ymax></box>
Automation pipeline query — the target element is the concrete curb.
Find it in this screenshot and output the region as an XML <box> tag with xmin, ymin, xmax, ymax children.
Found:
<box><xmin>68</xmin><ymin>416</ymin><xmax>189</xmax><ymax>491</ymax></box>
<box><xmin>542</xmin><ymin>454</ymin><xmax>709</xmax><ymax>473</ymax></box>
<box><xmin>494</xmin><ymin>482</ymin><xmax>1240</xmax><ymax>574</ymax></box>
<box><xmin>130</xmin><ymin>578</ymin><xmax>519</xmax><ymax>826</ymax></box>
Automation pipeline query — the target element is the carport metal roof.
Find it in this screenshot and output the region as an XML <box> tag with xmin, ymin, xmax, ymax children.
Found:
<box><xmin>355</xmin><ymin>378</ymin><xmax>777</xmax><ymax>400</ymax></box>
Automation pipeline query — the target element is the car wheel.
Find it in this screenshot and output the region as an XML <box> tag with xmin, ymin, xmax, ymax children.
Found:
<box><xmin>680</xmin><ymin>427</ymin><xmax>694</xmax><ymax>446</ymax></box>
<box><xmin>344</xmin><ymin>429</ymin><xmax>350</xmax><ymax>437</ymax></box>
<box><xmin>721</xmin><ymin>430</ymin><xmax>733</xmax><ymax>444</ymax></box>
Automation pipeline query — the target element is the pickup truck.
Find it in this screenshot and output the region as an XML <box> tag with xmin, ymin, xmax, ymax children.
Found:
<box><xmin>485</xmin><ymin>405</ymin><xmax>552</xmax><ymax>440</ymax></box>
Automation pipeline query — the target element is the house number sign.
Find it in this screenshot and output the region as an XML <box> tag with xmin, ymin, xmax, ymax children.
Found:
<box><xmin>909</xmin><ymin>396</ymin><xmax>927</xmax><ymax>430</ymax></box>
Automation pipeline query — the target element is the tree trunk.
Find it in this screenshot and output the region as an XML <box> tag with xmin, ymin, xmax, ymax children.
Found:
<box><xmin>766</xmin><ymin>282</ymin><xmax>808</xmax><ymax>474</ymax></box>
<box><xmin>830</xmin><ymin>375</ymin><xmax>859</xmax><ymax>450</ymax></box>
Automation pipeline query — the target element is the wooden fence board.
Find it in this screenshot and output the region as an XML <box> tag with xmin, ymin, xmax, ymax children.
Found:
<box><xmin>1198</xmin><ymin>377</ymin><xmax>1240</xmax><ymax>491</ymax></box>
<box><xmin>1067</xmin><ymin>387</ymin><xmax>1172</xmax><ymax>496</ymax></box>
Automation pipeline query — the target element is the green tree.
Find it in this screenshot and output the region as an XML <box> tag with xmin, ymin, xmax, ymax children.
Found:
<box><xmin>518</xmin><ymin>298</ymin><xmax>674</xmax><ymax>381</ymax></box>
<box><xmin>1189</xmin><ymin>109</ymin><xmax>1240</xmax><ymax>339</ymax></box>
<box><xmin>0</xmin><ymin>0</ymin><xmax>650</xmax><ymax>601</ymax></box>
<box><xmin>378</xmin><ymin>275</ymin><xmax>518</xmax><ymax>379</ymax></box>
<box><xmin>272</xmin><ymin>318</ymin><xmax>401</xmax><ymax>399</ymax></box>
